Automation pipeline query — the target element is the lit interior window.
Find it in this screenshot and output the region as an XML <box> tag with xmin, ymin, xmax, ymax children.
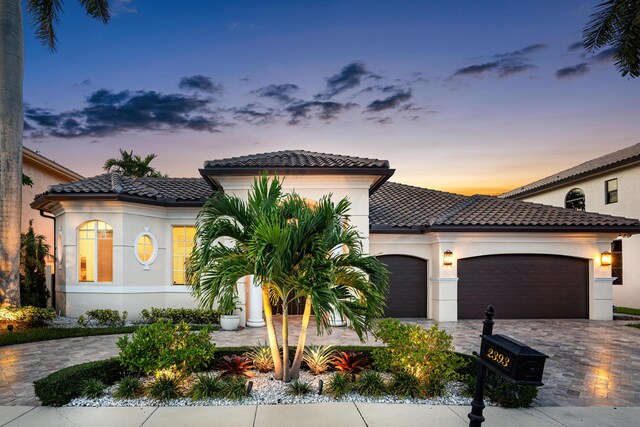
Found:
<box><xmin>78</xmin><ymin>220</ymin><xmax>113</xmax><ymax>282</ymax></box>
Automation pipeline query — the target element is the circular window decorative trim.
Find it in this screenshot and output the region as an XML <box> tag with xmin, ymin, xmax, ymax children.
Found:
<box><xmin>134</xmin><ymin>229</ymin><xmax>158</xmax><ymax>270</ymax></box>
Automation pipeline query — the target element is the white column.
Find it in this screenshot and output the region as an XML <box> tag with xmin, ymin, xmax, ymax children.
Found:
<box><xmin>591</xmin><ymin>277</ymin><xmax>614</xmax><ymax>320</ymax></box>
<box><xmin>246</xmin><ymin>275</ymin><xmax>265</xmax><ymax>327</ymax></box>
<box><xmin>431</xmin><ymin>277</ymin><xmax>458</xmax><ymax>322</ymax></box>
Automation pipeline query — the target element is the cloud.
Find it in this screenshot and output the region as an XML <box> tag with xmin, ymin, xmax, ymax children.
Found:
<box><xmin>568</xmin><ymin>41</ymin><xmax>584</xmax><ymax>52</ymax></box>
<box><xmin>366</xmin><ymin>116</ymin><xmax>393</xmax><ymax>125</ymax></box>
<box><xmin>285</xmin><ymin>101</ymin><xmax>356</xmax><ymax>125</ymax></box>
<box><xmin>252</xmin><ymin>83</ymin><xmax>299</xmax><ymax>104</ymax></box>
<box><xmin>453</xmin><ymin>43</ymin><xmax>547</xmax><ymax>78</ymax></box>
<box><xmin>231</xmin><ymin>103</ymin><xmax>280</xmax><ymax>125</ymax></box>
<box><xmin>316</xmin><ymin>62</ymin><xmax>377</xmax><ymax>99</ymax></box>
<box><xmin>555</xmin><ymin>63</ymin><xmax>590</xmax><ymax>79</ymax></box>
<box><xmin>25</xmin><ymin>88</ymin><xmax>228</xmax><ymax>139</ymax></box>
<box><xmin>593</xmin><ymin>47</ymin><xmax>616</xmax><ymax>63</ymax></box>
<box><xmin>178</xmin><ymin>75</ymin><xmax>223</xmax><ymax>94</ymax></box>
<box><xmin>365</xmin><ymin>90</ymin><xmax>412</xmax><ymax>112</ymax></box>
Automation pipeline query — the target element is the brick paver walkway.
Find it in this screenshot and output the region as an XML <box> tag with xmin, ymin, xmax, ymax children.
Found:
<box><xmin>1</xmin><ymin>319</ymin><xmax>638</xmax><ymax>407</ymax></box>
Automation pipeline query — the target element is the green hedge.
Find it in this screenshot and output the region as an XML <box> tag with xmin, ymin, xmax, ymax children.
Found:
<box><xmin>140</xmin><ymin>307</ymin><xmax>219</xmax><ymax>325</ymax></box>
<box><xmin>34</xmin><ymin>358</ymin><xmax>126</xmax><ymax>406</ymax></box>
<box><xmin>0</xmin><ymin>326</ymin><xmax>139</xmax><ymax>348</ymax></box>
<box><xmin>0</xmin><ymin>306</ymin><xmax>56</xmax><ymax>327</ymax></box>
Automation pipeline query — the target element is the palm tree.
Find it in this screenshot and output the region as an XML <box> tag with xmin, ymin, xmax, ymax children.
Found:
<box><xmin>0</xmin><ymin>0</ymin><xmax>110</xmax><ymax>306</ymax></box>
<box><xmin>103</xmin><ymin>149</ymin><xmax>167</xmax><ymax>178</ymax></box>
<box><xmin>583</xmin><ymin>0</ymin><xmax>640</xmax><ymax>78</ymax></box>
<box><xmin>187</xmin><ymin>175</ymin><xmax>388</xmax><ymax>382</ymax></box>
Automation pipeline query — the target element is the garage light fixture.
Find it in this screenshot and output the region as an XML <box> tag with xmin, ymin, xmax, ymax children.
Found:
<box><xmin>600</xmin><ymin>251</ymin><xmax>612</xmax><ymax>266</ymax></box>
<box><xmin>443</xmin><ymin>250</ymin><xmax>453</xmax><ymax>266</ymax></box>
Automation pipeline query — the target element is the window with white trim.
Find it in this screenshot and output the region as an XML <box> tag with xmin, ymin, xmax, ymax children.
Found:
<box><xmin>134</xmin><ymin>229</ymin><xmax>158</xmax><ymax>270</ymax></box>
<box><xmin>172</xmin><ymin>225</ymin><xmax>195</xmax><ymax>285</ymax></box>
<box><xmin>78</xmin><ymin>220</ymin><xmax>113</xmax><ymax>282</ymax></box>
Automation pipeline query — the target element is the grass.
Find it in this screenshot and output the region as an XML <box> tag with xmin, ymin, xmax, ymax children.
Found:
<box><xmin>626</xmin><ymin>324</ymin><xmax>640</xmax><ymax>329</ymax></box>
<box><xmin>614</xmin><ymin>306</ymin><xmax>640</xmax><ymax>316</ymax></box>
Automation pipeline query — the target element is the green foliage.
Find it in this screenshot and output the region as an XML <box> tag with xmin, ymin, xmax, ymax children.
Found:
<box><xmin>332</xmin><ymin>351</ymin><xmax>371</xmax><ymax>375</ymax></box>
<box><xmin>246</xmin><ymin>343</ymin><xmax>274</xmax><ymax>373</ymax></box>
<box><xmin>19</xmin><ymin>221</ymin><xmax>51</xmax><ymax>307</ymax></box>
<box><xmin>390</xmin><ymin>371</ymin><xmax>425</xmax><ymax>398</ymax></box>
<box><xmin>83</xmin><ymin>309</ymin><xmax>127</xmax><ymax>327</ymax></box>
<box><xmin>0</xmin><ymin>306</ymin><xmax>56</xmax><ymax>328</ymax></box>
<box><xmin>627</xmin><ymin>323</ymin><xmax>640</xmax><ymax>329</ymax></box>
<box><xmin>33</xmin><ymin>358</ymin><xmax>125</xmax><ymax>406</ymax></box>
<box><xmin>140</xmin><ymin>307</ymin><xmax>219</xmax><ymax>325</ymax></box>
<box><xmin>373</xmin><ymin>319</ymin><xmax>461</xmax><ymax>396</ymax></box>
<box><xmin>22</xmin><ymin>173</ymin><xmax>34</xmax><ymax>187</ymax></box>
<box><xmin>103</xmin><ymin>149</ymin><xmax>166</xmax><ymax>178</ymax></box>
<box><xmin>116</xmin><ymin>320</ymin><xmax>215</xmax><ymax>376</ymax></box>
<box><xmin>286</xmin><ymin>379</ymin><xmax>313</xmax><ymax>396</ymax></box>
<box><xmin>189</xmin><ymin>374</ymin><xmax>226</xmax><ymax>400</ymax></box>
<box><xmin>147</xmin><ymin>371</ymin><xmax>182</xmax><ymax>401</ymax></box>
<box><xmin>113</xmin><ymin>377</ymin><xmax>144</xmax><ymax>399</ymax></box>
<box><xmin>465</xmin><ymin>369</ymin><xmax>538</xmax><ymax>408</ymax></box>
<box><xmin>0</xmin><ymin>326</ymin><xmax>139</xmax><ymax>347</ymax></box>
<box><xmin>220</xmin><ymin>376</ymin><xmax>248</xmax><ymax>400</ymax></box>
<box><xmin>76</xmin><ymin>315</ymin><xmax>86</xmax><ymax>327</ymax></box>
<box><xmin>614</xmin><ymin>306</ymin><xmax>640</xmax><ymax>315</ymax></box>
<box><xmin>327</xmin><ymin>372</ymin><xmax>352</xmax><ymax>397</ymax></box>
<box><xmin>354</xmin><ymin>370</ymin><xmax>387</xmax><ymax>397</ymax></box>
<box><xmin>216</xmin><ymin>354</ymin><xmax>255</xmax><ymax>378</ymax></box>
<box><xmin>303</xmin><ymin>345</ymin><xmax>335</xmax><ymax>375</ymax></box>
<box><xmin>80</xmin><ymin>378</ymin><xmax>105</xmax><ymax>398</ymax></box>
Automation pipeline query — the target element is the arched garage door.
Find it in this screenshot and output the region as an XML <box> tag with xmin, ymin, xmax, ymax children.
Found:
<box><xmin>377</xmin><ymin>255</ymin><xmax>428</xmax><ymax>318</ymax></box>
<box><xmin>457</xmin><ymin>254</ymin><xmax>588</xmax><ymax>319</ymax></box>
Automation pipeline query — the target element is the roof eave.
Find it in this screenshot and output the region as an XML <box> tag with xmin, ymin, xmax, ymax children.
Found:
<box><xmin>31</xmin><ymin>193</ymin><xmax>206</xmax><ymax>212</ymax></box>
<box><xmin>428</xmin><ymin>225</ymin><xmax>640</xmax><ymax>234</ymax></box>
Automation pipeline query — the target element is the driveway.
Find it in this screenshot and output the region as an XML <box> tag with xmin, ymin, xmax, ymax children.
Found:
<box><xmin>1</xmin><ymin>319</ymin><xmax>638</xmax><ymax>407</ymax></box>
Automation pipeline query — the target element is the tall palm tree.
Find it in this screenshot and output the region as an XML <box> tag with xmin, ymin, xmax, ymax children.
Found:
<box><xmin>0</xmin><ymin>0</ymin><xmax>110</xmax><ymax>306</ymax></box>
<box><xmin>187</xmin><ymin>175</ymin><xmax>388</xmax><ymax>382</ymax></box>
<box><xmin>103</xmin><ymin>149</ymin><xmax>167</xmax><ymax>178</ymax></box>
<box><xmin>583</xmin><ymin>0</ymin><xmax>640</xmax><ymax>78</ymax></box>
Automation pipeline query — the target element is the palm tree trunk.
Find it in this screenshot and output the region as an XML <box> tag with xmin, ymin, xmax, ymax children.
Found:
<box><xmin>262</xmin><ymin>286</ymin><xmax>283</xmax><ymax>380</ymax></box>
<box><xmin>282</xmin><ymin>300</ymin><xmax>290</xmax><ymax>382</ymax></box>
<box><xmin>0</xmin><ymin>0</ymin><xmax>24</xmax><ymax>307</ymax></box>
<box><xmin>290</xmin><ymin>296</ymin><xmax>311</xmax><ymax>380</ymax></box>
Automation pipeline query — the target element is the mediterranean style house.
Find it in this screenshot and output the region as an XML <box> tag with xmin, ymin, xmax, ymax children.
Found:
<box><xmin>502</xmin><ymin>142</ymin><xmax>640</xmax><ymax>309</ymax></box>
<box><xmin>31</xmin><ymin>150</ymin><xmax>639</xmax><ymax>324</ymax></box>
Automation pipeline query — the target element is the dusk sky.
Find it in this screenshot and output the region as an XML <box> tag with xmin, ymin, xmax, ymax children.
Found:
<box><xmin>22</xmin><ymin>0</ymin><xmax>640</xmax><ymax>195</ymax></box>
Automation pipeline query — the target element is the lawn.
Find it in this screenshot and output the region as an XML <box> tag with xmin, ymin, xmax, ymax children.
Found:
<box><xmin>626</xmin><ymin>324</ymin><xmax>640</xmax><ymax>329</ymax></box>
<box><xmin>614</xmin><ymin>307</ymin><xmax>640</xmax><ymax>316</ymax></box>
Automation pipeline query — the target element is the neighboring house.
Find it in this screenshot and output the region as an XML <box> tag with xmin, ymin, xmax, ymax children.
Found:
<box><xmin>22</xmin><ymin>147</ymin><xmax>84</xmax><ymax>264</ymax></box>
<box><xmin>502</xmin><ymin>143</ymin><xmax>640</xmax><ymax>309</ymax></box>
<box><xmin>31</xmin><ymin>150</ymin><xmax>639</xmax><ymax>323</ymax></box>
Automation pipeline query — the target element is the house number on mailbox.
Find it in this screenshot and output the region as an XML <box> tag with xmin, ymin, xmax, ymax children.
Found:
<box><xmin>485</xmin><ymin>348</ymin><xmax>510</xmax><ymax>368</ymax></box>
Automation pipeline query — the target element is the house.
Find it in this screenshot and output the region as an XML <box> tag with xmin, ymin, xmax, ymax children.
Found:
<box><xmin>31</xmin><ymin>150</ymin><xmax>639</xmax><ymax>324</ymax></box>
<box><xmin>502</xmin><ymin>142</ymin><xmax>640</xmax><ymax>309</ymax></box>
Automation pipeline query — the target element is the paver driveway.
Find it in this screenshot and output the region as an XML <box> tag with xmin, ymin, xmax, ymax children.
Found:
<box><xmin>1</xmin><ymin>319</ymin><xmax>638</xmax><ymax>407</ymax></box>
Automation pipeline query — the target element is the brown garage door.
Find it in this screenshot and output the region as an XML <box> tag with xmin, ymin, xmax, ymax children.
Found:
<box><xmin>377</xmin><ymin>255</ymin><xmax>428</xmax><ymax>318</ymax></box>
<box><xmin>458</xmin><ymin>254</ymin><xmax>588</xmax><ymax>319</ymax></box>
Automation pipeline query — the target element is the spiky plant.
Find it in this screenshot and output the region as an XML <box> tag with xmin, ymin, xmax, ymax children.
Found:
<box><xmin>246</xmin><ymin>343</ymin><xmax>274</xmax><ymax>373</ymax></box>
<box><xmin>390</xmin><ymin>371</ymin><xmax>425</xmax><ymax>399</ymax></box>
<box><xmin>354</xmin><ymin>371</ymin><xmax>388</xmax><ymax>397</ymax></box>
<box><xmin>189</xmin><ymin>374</ymin><xmax>225</xmax><ymax>400</ymax></box>
<box><xmin>286</xmin><ymin>379</ymin><xmax>313</xmax><ymax>396</ymax></box>
<box><xmin>216</xmin><ymin>355</ymin><xmax>255</xmax><ymax>378</ymax></box>
<box><xmin>113</xmin><ymin>377</ymin><xmax>143</xmax><ymax>399</ymax></box>
<box><xmin>332</xmin><ymin>351</ymin><xmax>371</xmax><ymax>375</ymax></box>
<box><xmin>147</xmin><ymin>371</ymin><xmax>182</xmax><ymax>401</ymax></box>
<box><xmin>221</xmin><ymin>376</ymin><xmax>249</xmax><ymax>400</ymax></box>
<box><xmin>303</xmin><ymin>345</ymin><xmax>335</xmax><ymax>375</ymax></box>
<box><xmin>327</xmin><ymin>372</ymin><xmax>351</xmax><ymax>397</ymax></box>
<box><xmin>80</xmin><ymin>378</ymin><xmax>105</xmax><ymax>398</ymax></box>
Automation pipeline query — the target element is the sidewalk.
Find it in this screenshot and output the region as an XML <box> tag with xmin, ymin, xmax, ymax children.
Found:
<box><xmin>1</xmin><ymin>403</ymin><xmax>639</xmax><ymax>427</ymax></box>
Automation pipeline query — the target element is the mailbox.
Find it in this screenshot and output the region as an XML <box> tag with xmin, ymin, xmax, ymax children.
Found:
<box><xmin>479</xmin><ymin>334</ymin><xmax>548</xmax><ymax>386</ymax></box>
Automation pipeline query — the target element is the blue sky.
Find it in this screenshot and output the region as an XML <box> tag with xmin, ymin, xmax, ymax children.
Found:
<box><xmin>23</xmin><ymin>0</ymin><xmax>640</xmax><ymax>194</ymax></box>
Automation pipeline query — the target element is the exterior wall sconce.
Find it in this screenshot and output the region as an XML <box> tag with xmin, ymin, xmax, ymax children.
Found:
<box><xmin>443</xmin><ymin>250</ymin><xmax>453</xmax><ymax>266</ymax></box>
<box><xmin>600</xmin><ymin>251</ymin><xmax>612</xmax><ymax>266</ymax></box>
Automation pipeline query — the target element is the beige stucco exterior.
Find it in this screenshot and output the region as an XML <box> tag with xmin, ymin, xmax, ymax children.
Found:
<box><xmin>516</xmin><ymin>163</ymin><xmax>640</xmax><ymax>308</ymax></box>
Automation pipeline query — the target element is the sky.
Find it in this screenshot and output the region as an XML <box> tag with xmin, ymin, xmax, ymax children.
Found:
<box><xmin>22</xmin><ymin>0</ymin><xmax>640</xmax><ymax>195</ymax></box>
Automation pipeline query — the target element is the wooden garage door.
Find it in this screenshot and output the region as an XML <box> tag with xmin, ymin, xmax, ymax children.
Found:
<box><xmin>457</xmin><ymin>254</ymin><xmax>588</xmax><ymax>319</ymax></box>
<box><xmin>377</xmin><ymin>255</ymin><xmax>428</xmax><ymax>318</ymax></box>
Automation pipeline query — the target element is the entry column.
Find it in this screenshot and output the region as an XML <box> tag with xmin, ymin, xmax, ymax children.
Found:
<box><xmin>246</xmin><ymin>275</ymin><xmax>266</xmax><ymax>327</ymax></box>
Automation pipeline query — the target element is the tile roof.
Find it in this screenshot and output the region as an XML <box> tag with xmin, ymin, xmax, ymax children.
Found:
<box><xmin>370</xmin><ymin>182</ymin><xmax>639</xmax><ymax>231</ymax></box>
<box><xmin>203</xmin><ymin>150</ymin><xmax>390</xmax><ymax>169</ymax></box>
<box><xmin>502</xmin><ymin>142</ymin><xmax>640</xmax><ymax>198</ymax></box>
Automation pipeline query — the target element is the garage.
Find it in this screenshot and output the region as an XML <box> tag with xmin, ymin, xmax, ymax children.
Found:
<box><xmin>457</xmin><ymin>254</ymin><xmax>588</xmax><ymax>319</ymax></box>
<box><xmin>377</xmin><ymin>255</ymin><xmax>428</xmax><ymax>318</ymax></box>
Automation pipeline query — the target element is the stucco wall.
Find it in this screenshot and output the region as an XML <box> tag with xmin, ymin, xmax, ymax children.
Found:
<box><xmin>517</xmin><ymin>164</ymin><xmax>640</xmax><ymax>308</ymax></box>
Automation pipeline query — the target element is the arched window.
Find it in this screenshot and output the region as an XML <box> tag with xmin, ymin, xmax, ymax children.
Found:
<box><xmin>565</xmin><ymin>188</ymin><xmax>585</xmax><ymax>211</ymax></box>
<box><xmin>78</xmin><ymin>220</ymin><xmax>113</xmax><ymax>282</ymax></box>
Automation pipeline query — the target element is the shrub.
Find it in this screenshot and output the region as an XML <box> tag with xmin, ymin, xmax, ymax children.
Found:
<box><xmin>20</xmin><ymin>220</ymin><xmax>50</xmax><ymax>308</ymax></box>
<box><xmin>33</xmin><ymin>358</ymin><xmax>125</xmax><ymax>406</ymax></box>
<box><xmin>147</xmin><ymin>371</ymin><xmax>182</xmax><ymax>401</ymax></box>
<box><xmin>140</xmin><ymin>307</ymin><xmax>219</xmax><ymax>325</ymax></box>
<box><xmin>332</xmin><ymin>351</ymin><xmax>370</xmax><ymax>375</ymax></box>
<box><xmin>328</xmin><ymin>372</ymin><xmax>352</xmax><ymax>397</ymax></box>
<box><xmin>0</xmin><ymin>306</ymin><xmax>56</xmax><ymax>328</ymax></box>
<box><xmin>113</xmin><ymin>377</ymin><xmax>144</xmax><ymax>399</ymax></box>
<box><xmin>246</xmin><ymin>343</ymin><xmax>274</xmax><ymax>373</ymax></box>
<box><xmin>76</xmin><ymin>315</ymin><xmax>86</xmax><ymax>327</ymax></box>
<box><xmin>286</xmin><ymin>379</ymin><xmax>313</xmax><ymax>396</ymax></box>
<box><xmin>216</xmin><ymin>354</ymin><xmax>255</xmax><ymax>378</ymax></box>
<box><xmin>355</xmin><ymin>371</ymin><xmax>387</xmax><ymax>397</ymax></box>
<box><xmin>221</xmin><ymin>376</ymin><xmax>248</xmax><ymax>400</ymax></box>
<box><xmin>80</xmin><ymin>379</ymin><xmax>105</xmax><ymax>398</ymax></box>
<box><xmin>117</xmin><ymin>320</ymin><xmax>215</xmax><ymax>376</ymax></box>
<box><xmin>390</xmin><ymin>371</ymin><xmax>425</xmax><ymax>398</ymax></box>
<box><xmin>465</xmin><ymin>369</ymin><xmax>538</xmax><ymax>408</ymax></box>
<box><xmin>84</xmin><ymin>309</ymin><xmax>126</xmax><ymax>327</ymax></box>
<box><xmin>189</xmin><ymin>374</ymin><xmax>225</xmax><ymax>400</ymax></box>
<box><xmin>373</xmin><ymin>319</ymin><xmax>461</xmax><ymax>396</ymax></box>
<box><xmin>303</xmin><ymin>345</ymin><xmax>335</xmax><ymax>375</ymax></box>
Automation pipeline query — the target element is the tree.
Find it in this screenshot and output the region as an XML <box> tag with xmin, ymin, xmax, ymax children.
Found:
<box><xmin>103</xmin><ymin>149</ymin><xmax>167</xmax><ymax>178</ymax></box>
<box><xmin>0</xmin><ymin>0</ymin><xmax>110</xmax><ymax>307</ymax></box>
<box><xmin>187</xmin><ymin>175</ymin><xmax>389</xmax><ymax>382</ymax></box>
<box><xmin>20</xmin><ymin>220</ymin><xmax>50</xmax><ymax>307</ymax></box>
<box><xmin>583</xmin><ymin>0</ymin><xmax>640</xmax><ymax>78</ymax></box>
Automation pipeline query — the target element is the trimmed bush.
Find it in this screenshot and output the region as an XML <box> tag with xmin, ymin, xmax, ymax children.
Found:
<box><xmin>80</xmin><ymin>309</ymin><xmax>127</xmax><ymax>327</ymax></box>
<box><xmin>140</xmin><ymin>307</ymin><xmax>219</xmax><ymax>325</ymax></box>
<box><xmin>33</xmin><ymin>358</ymin><xmax>125</xmax><ymax>406</ymax></box>
<box><xmin>0</xmin><ymin>306</ymin><xmax>56</xmax><ymax>328</ymax></box>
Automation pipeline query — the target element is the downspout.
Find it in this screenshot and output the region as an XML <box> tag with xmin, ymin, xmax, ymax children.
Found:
<box><xmin>39</xmin><ymin>210</ymin><xmax>56</xmax><ymax>310</ymax></box>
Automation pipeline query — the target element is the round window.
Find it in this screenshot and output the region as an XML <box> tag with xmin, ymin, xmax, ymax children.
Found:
<box><xmin>134</xmin><ymin>231</ymin><xmax>158</xmax><ymax>269</ymax></box>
